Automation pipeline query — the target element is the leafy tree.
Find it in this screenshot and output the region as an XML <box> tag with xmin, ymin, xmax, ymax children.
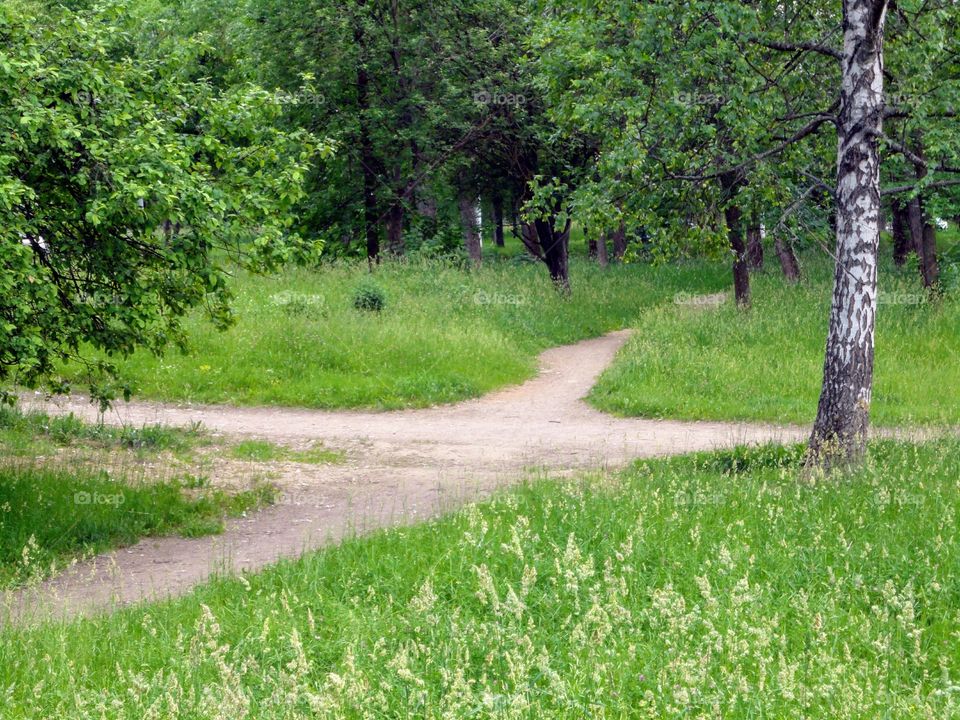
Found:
<box><xmin>0</xmin><ymin>0</ymin><xmax>326</xmax><ymax>405</ymax></box>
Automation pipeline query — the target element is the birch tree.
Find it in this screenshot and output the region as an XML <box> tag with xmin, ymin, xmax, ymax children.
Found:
<box><xmin>807</xmin><ymin>0</ymin><xmax>888</xmax><ymax>468</ymax></box>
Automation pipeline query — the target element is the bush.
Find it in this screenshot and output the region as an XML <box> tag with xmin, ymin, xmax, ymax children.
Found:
<box><xmin>352</xmin><ymin>281</ymin><xmax>386</xmax><ymax>312</ymax></box>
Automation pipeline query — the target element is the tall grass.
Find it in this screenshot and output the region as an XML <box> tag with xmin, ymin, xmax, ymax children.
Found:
<box><xmin>591</xmin><ymin>253</ymin><xmax>960</xmax><ymax>426</ymax></box>
<box><xmin>2</xmin><ymin>440</ymin><xmax>958</xmax><ymax>717</ymax></box>
<box><xmin>69</xmin><ymin>257</ymin><xmax>728</xmax><ymax>409</ymax></box>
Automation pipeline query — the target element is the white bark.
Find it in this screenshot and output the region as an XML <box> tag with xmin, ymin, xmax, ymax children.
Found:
<box><xmin>808</xmin><ymin>0</ymin><xmax>887</xmax><ymax>467</ymax></box>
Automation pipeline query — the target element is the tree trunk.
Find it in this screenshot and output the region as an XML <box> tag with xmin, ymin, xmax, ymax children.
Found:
<box><xmin>907</xmin><ymin>196</ymin><xmax>940</xmax><ymax>288</ymax></box>
<box><xmin>386</xmin><ymin>201</ymin><xmax>404</xmax><ymax>256</ymax></box>
<box><xmin>724</xmin><ymin>204</ymin><xmax>751</xmax><ymax>307</ymax></box>
<box><xmin>535</xmin><ymin>217</ymin><xmax>571</xmax><ymax>292</ymax></box>
<box><xmin>492</xmin><ymin>193</ymin><xmax>505</xmax><ymax>247</ymax></box>
<box><xmin>920</xmin><ymin>222</ymin><xmax>940</xmax><ymax>289</ymax></box>
<box><xmin>587</xmin><ymin>237</ymin><xmax>597</xmax><ymax>258</ymax></box>
<box><xmin>611</xmin><ymin>223</ymin><xmax>627</xmax><ymax>261</ymax></box>
<box><xmin>808</xmin><ymin>0</ymin><xmax>886</xmax><ymax>470</ymax></box>
<box><xmin>774</xmin><ymin>236</ymin><xmax>801</xmax><ymax>283</ymax></box>
<box><xmin>596</xmin><ymin>231</ymin><xmax>609</xmax><ymax>268</ymax></box>
<box><xmin>355</xmin><ymin>1</ymin><xmax>379</xmax><ymax>263</ymax></box>
<box><xmin>746</xmin><ymin>223</ymin><xmax>764</xmax><ymax>270</ymax></box>
<box><xmin>891</xmin><ymin>199</ymin><xmax>910</xmax><ymax>266</ymax></box>
<box><xmin>459</xmin><ymin>195</ymin><xmax>482</xmax><ymax>267</ymax></box>
<box><xmin>720</xmin><ymin>173</ymin><xmax>751</xmax><ymax>307</ymax></box>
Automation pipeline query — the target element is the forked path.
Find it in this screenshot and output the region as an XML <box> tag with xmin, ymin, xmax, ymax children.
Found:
<box><xmin>9</xmin><ymin>330</ymin><xmax>807</xmax><ymax>622</ymax></box>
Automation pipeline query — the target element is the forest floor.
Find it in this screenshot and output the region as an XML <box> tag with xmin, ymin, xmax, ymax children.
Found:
<box><xmin>8</xmin><ymin>323</ymin><xmax>817</xmax><ymax>622</ymax></box>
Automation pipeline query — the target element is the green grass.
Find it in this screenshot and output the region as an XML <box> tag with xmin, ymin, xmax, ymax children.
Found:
<box><xmin>229</xmin><ymin>439</ymin><xmax>344</xmax><ymax>464</ymax></box>
<box><xmin>590</xmin><ymin>252</ymin><xmax>960</xmax><ymax>426</ymax></box>
<box><xmin>0</xmin><ymin>464</ymin><xmax>271</xmax><ymax>588</ymax></box>
<box><xmin>67</xmin><ymin>257</ymin><xmax>728</xmax><ymax>409</ymax></box>
<box><xmin>2</xmin><ymin>440</ymin><xmax>959</xmax><ymax>717</ymax></box>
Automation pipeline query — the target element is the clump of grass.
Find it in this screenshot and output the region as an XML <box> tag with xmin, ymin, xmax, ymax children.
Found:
<box><xmin>0</xmin><ymin>405</ymin><xmax>205</xmax><ymax>457</ymax></box>
<box><xmin>0</xmin><ymin>464</ymin><xmax>271</xmax><ymax>588</ymax></box>
<box><xmin>229</xmin><ymin>439</ymin><xmax>344</xmax><ymax>464</ymax></box>
<box><xmin>2</xmin><ymin>440</ymin><xmax>958</xmax><ymax>717</ymax></box>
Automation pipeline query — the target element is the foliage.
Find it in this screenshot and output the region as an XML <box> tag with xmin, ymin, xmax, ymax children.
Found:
<box><xmin>0</xmin><ymin>0</ymin><xmax>328</xmax><ymax>404</ymax></box>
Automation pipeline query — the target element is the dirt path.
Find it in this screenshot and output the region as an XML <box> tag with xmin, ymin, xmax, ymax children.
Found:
<box><xmin>7</xmin><ymin>330</ymin><xmax>808</xmax><ymax>623</ymax></box>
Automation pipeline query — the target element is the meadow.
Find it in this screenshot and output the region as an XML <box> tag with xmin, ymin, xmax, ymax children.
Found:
<box><xmin>2</xmin><ymin>440</ymin><xmax>958</xmax><ymax>718</ymax></box>
<box><xmin>590</xmin><ymin>252</ymin><xmax>960</xmax><ymax>426</ymax></box>
<box><xmin>70</xmin><ymin>256</ymin><xmax>728</xmax><ymax>409</ymax></box>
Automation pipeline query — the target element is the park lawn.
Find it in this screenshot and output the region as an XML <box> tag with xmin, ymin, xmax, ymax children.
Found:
<box><xmin>2</xmin><ymin>440</ymin><xmax>959</xmax><ymax>718</ymax></box>
<box><xmin>590</xmin><ymin>253</ymin><xmax>960</xmax><ymax>427</ymax></box>
<box><xmin>62</xmin><ymin>256</ymin><xmax>729</xmax><ymax>410</ymax></box>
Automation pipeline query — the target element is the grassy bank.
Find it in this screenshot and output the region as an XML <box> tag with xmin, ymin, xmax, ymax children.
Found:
<box><xmin>0</xmin><ymin>464</ymin><xmax>271</xmax><ymax>589</ymax></box>
<box><xmin>0</xmin><ymin>407</ymin><xmax>272</xmax><ymax>588</ymax></box>
<box><xmin>67</xmin><ymin>257</ymin><xmax>728</xmax><ymax>409</ymax></box>
<box><xmin>2</xmin><ymin>440</ymin><xmax>958</xmax><ymax>717</ymax></box>
<box><xmin>590</xmin><ymin>253</ymin><xmax>960</xmax><ymax>426</ymax></box>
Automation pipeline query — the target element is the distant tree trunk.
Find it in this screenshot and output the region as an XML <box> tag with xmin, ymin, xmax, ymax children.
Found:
<box><xmin>808</xmin><ymin>0</ymin><xmax>886</xmax><ymax>470</ymax></box>
<box><xmin>386</xmin><ymin>201</ymin><xmax>404</xmax><ymax>256</ymax></box>
<box><xmin>720</xmin><ymin>173</ymin><xmax>751</xmax><ymax>307</ymax></box>
<box><xmin>520</xmin><ymin>217</ymin><xmax>571</xmax><ymax>291</ymax></box>
<box><xmin>492</xmin><ymin>193</ymin><xmax>505</xmax><ymax>247</ymax></box>
<box><xmin>355</xmin><ymin>1</ymin><xmax>379</xmax><ymax>263</ymax></box>
<box><xmin>891</xmin><ymin>199</ymin><xmax>910</xmax><ymax>266</ymax></box>
<box><xmin>611</xmin><ymin>223</ymin><xmax>627</xmax><ymax>261</ymax></box>
<box><xmin>774</xmin><ymin>237</ymin><xmax>801</xmax><ymax>283</ymax></box>
<box><xmin>907</xmin><ymin>196</ymin><xmax>940</xmax><ymax>288</ymax></box>
<box><xmin>535</xmin><ymin>217</ymin><xmax>571</xmax><ymax>292</ymax></box>
<box><xmin>596</xmin><ymin>232</ymin><xmax>609</xmax><ymax>268</ymax></box>
<box><xmin>459</xmin><ymin>195</ymin><xmax>482</xmax><ymax>266</ymax></box>
<box><xmin>724</xmin><ymin>204</ymin><xmax>751</xmax><ymax>307</ymax></box>
<box><xmin>920</xmin><ymin>223</ymin><xmax>940</xmax><ymax>289</ymax></box>
<box><xmin>906</xmin><ymin>138</ymin><xmax>940</xmax><ymax>288</ymax></box>
<box><xmin>587</xmin><ymin>236</ymin><xmax>597</xmax><ymax>258</ymax></box>
<box><xmin>907</xmin><ymin>196</ymin><xmax>924</xmax><ymax>255</ymax></box>
<box><xmin>746</xmin><ymin>223</ymin><xmax>764</xmax><ymax>270</ymax></box>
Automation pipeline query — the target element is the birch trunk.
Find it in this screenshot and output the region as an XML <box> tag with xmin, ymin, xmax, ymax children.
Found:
<box><xmin>808</xmin><ymin>0</ymin><xmax>887</xmax><ymax>469</ymax></box>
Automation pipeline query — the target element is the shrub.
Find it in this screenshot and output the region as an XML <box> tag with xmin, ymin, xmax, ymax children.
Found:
<box><xmin>352</xmin><ymin>281</ymin><xmax>386</xmax><ymax>312</ymax></box>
